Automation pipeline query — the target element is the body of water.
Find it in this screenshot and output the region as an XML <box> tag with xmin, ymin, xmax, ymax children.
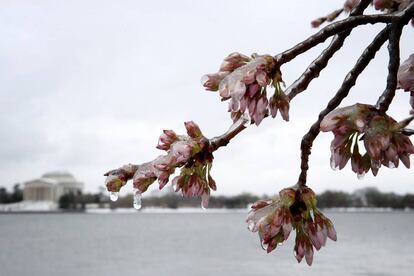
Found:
<box><xmin>0</xmin><ymin>211</ymin><xmax>413</xmax><ymax>276</ymax></box>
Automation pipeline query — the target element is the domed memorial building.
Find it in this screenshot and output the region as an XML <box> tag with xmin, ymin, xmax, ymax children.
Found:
<box><xmin>23</xmin><ymin>172</ymin><xmax>83</xmax><ymax>203</ymax></box>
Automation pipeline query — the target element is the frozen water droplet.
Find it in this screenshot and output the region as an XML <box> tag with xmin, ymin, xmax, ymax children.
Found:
<box><xmin>109</xmin><ymin>192</ymin><xmax>118</xmax><ymax>202</ymax></box>
<box><xmin>261</xmin><ymin>240</ymin><xmax>268</xmax><ymax>250</ymax></box>
<box><xmin>357</xmin><ymin>172</ymin><xmax>365</xmax><ymax>180</ymax></box>
<box><xmin>278</xmin><ymin>242</ymin><xmax>283</xmax><ymax>246</ymax></box>
<box><xmin>247</xmin><ymin>221</ymin><xmax>256</xmax><ymax>231</ymax></box>
<box><xmin>200</xmin><ymin>74</ymin><xmax>209</xmax><ymax>86</ymax></box>
<box><xmin>388</xmin><ymin>161</ymin><xmax>396</xmax><ymax>169</ymax></box>
<box><xmin>201</xmin><ymin>201</ymin><xmax>206</xmax><ymax>210</ymax></box>
<box><xmin>133</xmin><ymin>188</ymin><xmax>142</xmax><ymax>210</ymax></box>
<box><xmin>241</xmin><ymin>113</ymin><xmax>251</xmax><ymax>127</ymax></box>
<box><xmin>330</xmin><ymin>158</ymin><xmax>339</xmax><ymax>171</ymax></box>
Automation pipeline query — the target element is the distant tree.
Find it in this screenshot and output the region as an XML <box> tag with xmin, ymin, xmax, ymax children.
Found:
<box><xmin>0</xmin><ymin>187</ymin><xmax>8</xmax><ymax>203</ymax></box>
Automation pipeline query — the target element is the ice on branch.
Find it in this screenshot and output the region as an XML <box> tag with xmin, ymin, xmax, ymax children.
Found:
<box><xmin>398</xmin><ymin>54</ymin><xmax>414</xmax><ymax>113</ymax></box>
<box><xmin>104</xmin><ymin>121</ymin><xmax>216</xmax><ymax>208</ymax></box>
<box><xmin>247</xmin><ymin>186</ymin><xmax>336</xmax><ymax>266</ymax></box>
<box><xmin>202</xmin><ymin>53</ymin><xmax>289</xmax><ymax>126</ymax></box>
<box><xmin>320</xmin><ymin>104</ymin><xmax>414</xmax><ymax>177</ymax></box>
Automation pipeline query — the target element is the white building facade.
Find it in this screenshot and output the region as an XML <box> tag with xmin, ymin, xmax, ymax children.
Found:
<box><xmin>23</xmin><ymin>172</ymin><xmax>83</xmax><ymax>203</ymax></box>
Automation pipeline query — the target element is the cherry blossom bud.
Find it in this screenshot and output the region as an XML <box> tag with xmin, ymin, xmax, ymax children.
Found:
<box><xmin>201</xmin><ymin>72</ymin><xmax>229</xmax><ymax>91</ymax></box>
<box><xmin>343</xmin><ymin>0</ymin><xmax>359</xmax><ymax>11</ymax></box>
<box><xmin>269</xmin><ymin>91</ymin><xmax>290</xmax><ymax>121</ymax></box>
<box><xmin>184</xmin><ymin>121</ymin><xmax>203</xmax><ymax>139</ymax></box>
<box><xmin>104</xmin><ymin>164</ymin><xmax>137</xmax><ymax>192</ymax></box>
<box><xmin>219</xmin><ymin>52</ymin><xmax>251</xmax><ymax>72</ymax></box>
<box><xmin>373</xmin><ymin>0</ymin><xmax>393</xmax><ymax>10</ymax></box>
<box><xmin>253</xmin><ymin>93</ymin><xmax>268</xmax><ymax>126</ymax></box>
<box><xmin>156</xmin><ymin>129</ymin><xmax>178</xmax><ymax>150</ymax></box>
<box><xmin>397</xmin><ymin>54</ymin><xmax>414</xmax><ymax>92</ymax></box>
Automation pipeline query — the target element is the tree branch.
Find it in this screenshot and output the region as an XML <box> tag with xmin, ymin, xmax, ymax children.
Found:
<box><xmin>275</xmin><ymin>14</ymin><xmax>394</xmax><ymax>66</ymax></box>
<box><xmin>297</xmin><ymin>26</ymin><xmax>391</xmax><ymax>187</ymax></box>
<box><xmin>375</xmin><ymin>2</ymin><xmax>414</xmax><ymax>111</ymax></box>
<box><xmin>286</xmin><ymin>0</ymin><xmax>371</xmax><ymax>100</ymax></box>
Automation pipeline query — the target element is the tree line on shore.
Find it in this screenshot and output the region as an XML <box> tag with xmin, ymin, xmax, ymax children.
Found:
<box><xmin>1</xmin><ymin>185</ymin><xmax>413</xmax><ymax>210</ymax></box>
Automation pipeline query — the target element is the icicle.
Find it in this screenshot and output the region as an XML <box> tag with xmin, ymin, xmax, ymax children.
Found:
<box><xmin>133</xmin><ymin>188</ymin><xmax>142</xmax><ymax>210</ymax></box>
<box><xmin>109</xmin><ymin>192</ymin><xmax>118</xmax><ymax>202</ymax></box>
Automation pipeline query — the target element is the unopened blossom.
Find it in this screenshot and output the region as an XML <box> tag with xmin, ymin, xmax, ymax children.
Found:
<box><xmin>104</xmin><ymin>164</ymin><xmax>138</xmax><ymax>192</ymax></box>
<box><xmin>156</xmin><ymin>130</ymin><xmax>178</xmax><ymax>150</ymax></box>
<box><xmin>202</xmin><ymin>53</ymin><xmax>281</xmax><ymax>125</ymax></box>
<box><xmin>321</xmin><ymin>103</ymin><xmax>414</xmax><ymax>176</ymax></box>
<box><xmin>172</xmin><ymin>161</ymin><xmax>216</xmax><ymax>209</ymax></box>
<box><xmin>184</xmin><ymin>121</ymin><xmax>203</xmax><ymax>139</ymax></box>
<box><xmin>398</xmin><ymin>54</ymin><xmax>414</xmax><ymax>112</ymax></box>
<box><xmin>343</xmin><ymin>0</ymin><xmax>359</xmax><ymax>11</ymax></box>
<box><xmin>219</xmin><ymin>52</ymin><xmax>251</xmax><ymax>72</ymax></box>
<box><xmin>247</xmin><ymin>186</ymin><xmax>336</xmax><ymax>266</ymax></box>
<box><xmin>374</xmin><ymin>0</ymin><xmax>412</xmax><ymax>11</ymax></box>
<box><xmin>269</xmin><ymin>88</ymin><xmax>290</xmax><ymax>121</ymax></box>
<box><xmin>398</xmin><ymin>54</ymin><xmax>414</xmax><ymax>92</ymax></box>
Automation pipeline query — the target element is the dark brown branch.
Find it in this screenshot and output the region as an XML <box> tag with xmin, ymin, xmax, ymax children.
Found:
<box><xmin>375</xmin><ymin>2</ymin><xmax>414</xmax><ymax>112</ymax></box>
<box><xmin>286</xmin><ymin>0</ymin><xmax>371</xmax><ymax>100</ymax></box>
<box><xmin>401</xmin><ymin>129</ymin><xmax>414</xmax><ymax>136</ymax></box>
<box><xmin>375</xmin><ymin>26</ymin><xmax>403</xmax><ymax>112</ymax></box>
<box><xmin>209</xmin><ymin>116</ymin><xmax>249</xmax><ymax>151</ymax></box>
<box><xmin>275</xmin><ymin>14</ymin><xmax>393</xmax><ymax>66</ymax></box>
<box><xmin>297</xmin><ymin>26</ymin><xmax>391</xmax><ymax>186</ymax></box>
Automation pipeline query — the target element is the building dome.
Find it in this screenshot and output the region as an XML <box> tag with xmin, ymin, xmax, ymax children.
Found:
<box><xmin>42</xmin><ymin>171</ymin><xmax>76</xmax><ymax>183</ymax></box>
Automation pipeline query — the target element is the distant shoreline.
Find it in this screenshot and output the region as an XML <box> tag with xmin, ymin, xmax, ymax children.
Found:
<box><xmin>1</xmin><ymin>207</ymin><xmax>413</xmax><ymax>215</ymax></box>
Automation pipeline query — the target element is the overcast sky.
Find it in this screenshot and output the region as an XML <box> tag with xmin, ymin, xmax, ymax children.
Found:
<box><xmin>1</xmin><ymin>0</ymin><xmax>413</xmax><ymax>197</ymax></box>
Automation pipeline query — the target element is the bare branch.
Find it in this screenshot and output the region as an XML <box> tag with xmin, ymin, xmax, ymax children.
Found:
<box><xmin>275</xmin><ymin>14</ymin><xmax>393</xmax><ymax>65</ymax></box>
<box><xmin>286</xmin><ymin>0</ymin><xmax>372</xmax><ymax>100</ymax></box>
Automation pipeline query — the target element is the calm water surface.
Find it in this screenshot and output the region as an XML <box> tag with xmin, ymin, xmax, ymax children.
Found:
<box><xmin>0</xmin><ymin>212</ymin><xmax>413</xmax><ymax>276</ymax></box>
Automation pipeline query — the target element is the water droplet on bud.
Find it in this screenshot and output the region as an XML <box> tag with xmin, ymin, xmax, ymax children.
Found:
<box><xmin>133</xmin><ymin>188</ymin><xmax>142</xmax><ymax>210</ymax></box>
<box><xmin>109</xmin><ymin>192</ymin><xmax>118</xmax><ymax>202</ymax></box>
<box><xmin>357</xmin><ymin>172</ymin><xmax>365</xmax><ymax>180</ymax></box>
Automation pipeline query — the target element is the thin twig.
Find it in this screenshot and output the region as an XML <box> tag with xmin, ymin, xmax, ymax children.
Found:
<box><xmin>297</xmin><ymin>26</ymin><xmax>391</xmax><ymax>186</ymax></box>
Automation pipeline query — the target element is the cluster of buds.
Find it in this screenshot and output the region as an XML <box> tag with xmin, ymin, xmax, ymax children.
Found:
<box><xmin>104</xmin><ymin>121</ymin><xmax>217</xmax><ymax>208</ymax></box>
<box><xmin>247</xmin><ymin>186</ymin><xmax>336</xmax><ymax>266</ymax></box>
<box><xmin>202</xmin><ymin>52</ymin><xmax>289</xmax><ymax>125</ymax></box>
<box><xmin>398</xmin><ymin>54</ymin><xmax>414</xmax><ymax>113</ymax></box>
<box><xmin>320</xmin><ymin>103</ymin><xmax>414</xmax><ymax>177</ymax></box>
<box><xmin>172</xmin><ymin>158</ymin><xmax>216</xmax><ymax>209</ymax></box>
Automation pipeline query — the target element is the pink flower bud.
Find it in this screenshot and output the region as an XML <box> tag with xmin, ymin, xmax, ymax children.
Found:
<box><xmin>184</xmin><ymin>121</ymin><xmax>203</xmax><ymax>139</ymax></box>
<box><xmin>201</xmin><ymin>72</ymin><xmax>229</xmax><ymax>91</ymax></box>
<box><xmin>343</xmin><ymin>0</ymin><xmax>359</xmax><ymax>11</ymax></box>
<box><xmin>269</xmin><ymin>91</ymin><xmax>290</xmax><ymax>121</ymax></box>
<box><xmin>397</xmin><ymin>54</ymin><xmax>414</xmax><ymax>92</ymax></box>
